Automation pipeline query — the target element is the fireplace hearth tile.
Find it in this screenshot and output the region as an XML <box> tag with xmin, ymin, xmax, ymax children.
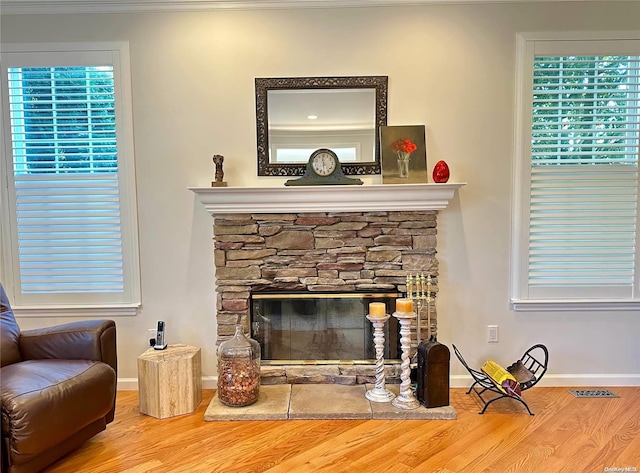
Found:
<box><xmin>203</xmin><ymin>384</ymin><xmax>458</xmax><ymax>421</ymax></box>
<box><xmin>367</xmin><ymin>384</ymin><xmax>457</xmax><ymax>420</ymax></box>
<box><xmin>289</xmin><ymin>384</ymin><xmax>371</xmax><ymax>420</ymax></box>
<box><xmin>204</xmin><ymin>384</ymin><xmax>291</xmax><ymax>421</ymax></box>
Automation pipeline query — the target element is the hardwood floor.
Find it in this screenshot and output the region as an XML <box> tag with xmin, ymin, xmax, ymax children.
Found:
<box><xmin>43</xmin><ymin>387</ymin><xmax>640</xmax><ymax>473</ymax></box>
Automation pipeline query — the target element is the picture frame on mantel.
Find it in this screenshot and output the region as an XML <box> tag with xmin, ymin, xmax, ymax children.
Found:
<box><xmin>380</xmin><ymin>125</ymin><xmax>428</xmax><ymax>184</ymax></box>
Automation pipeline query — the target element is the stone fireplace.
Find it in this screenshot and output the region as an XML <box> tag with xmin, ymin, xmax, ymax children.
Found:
<box><xmin>191</xmin><ymin>183</ymin><xmax>463</xmax><ymax>384</ymax></box>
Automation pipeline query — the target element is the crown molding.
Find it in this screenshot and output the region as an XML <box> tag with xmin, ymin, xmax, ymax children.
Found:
<box><xmin>0</xmin><ymin>0</ymin><xmax>624</xmax><ymax>15</ymax></box>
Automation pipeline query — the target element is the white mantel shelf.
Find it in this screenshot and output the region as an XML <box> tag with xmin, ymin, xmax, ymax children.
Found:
<box><xmin>189</xmin><ymin>183</ymin><xmax>465</xmax><ymax>214</ymax></box>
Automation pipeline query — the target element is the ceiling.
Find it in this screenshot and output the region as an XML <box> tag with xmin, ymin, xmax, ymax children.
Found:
<box><xmin>0</xmin><ymin>0</ymin><xmax>617</xmax><ymax>15</ymax></box>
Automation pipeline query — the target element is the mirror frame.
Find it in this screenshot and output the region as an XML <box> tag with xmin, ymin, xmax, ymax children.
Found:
<box><xmin>256</xmin><ymin>76</ymin><xmax>388</xmax><ymax>177</ymax></box>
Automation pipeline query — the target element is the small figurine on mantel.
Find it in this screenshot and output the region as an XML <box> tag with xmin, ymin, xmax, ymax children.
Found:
<box><xmin>212</xmin><ymin>154</ymin><xmax>227</xmax><ymax>187</ymax></box>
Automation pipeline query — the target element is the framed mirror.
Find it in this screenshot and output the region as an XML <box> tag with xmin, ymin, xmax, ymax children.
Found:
<box><xmin>256</xmin><ymin>76</ymin><xmax>388</xmax><ymax>176</ymax></box>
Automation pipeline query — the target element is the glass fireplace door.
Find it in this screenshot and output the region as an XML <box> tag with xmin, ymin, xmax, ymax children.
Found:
<box><xmin>251</xmin><ymin>293</ymin><xmax>400</xmax><ymax>362</ymax></box>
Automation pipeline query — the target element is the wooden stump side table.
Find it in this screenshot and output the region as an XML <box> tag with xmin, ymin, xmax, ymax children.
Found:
<box><xmin>137</xmin><ymin>344</ymin><xmax>202</xmax><ymax>419</ymax></box>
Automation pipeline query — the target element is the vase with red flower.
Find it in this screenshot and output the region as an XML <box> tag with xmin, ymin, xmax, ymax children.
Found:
<box><xmin>391</xmin><ymin>138</ymin><xmax>417</xmax><ymax>179</ymax></box>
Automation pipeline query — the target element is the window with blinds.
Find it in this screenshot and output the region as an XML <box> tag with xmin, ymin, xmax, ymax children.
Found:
<box><xmin>512</xmin><ymin>34</ymin><xmax>640</xmax><ymax>310</ymax></box>
<box><xmin>1</xmin><ymin>43</ymin><xmax>140</xmax><ymax>315</ymax></box>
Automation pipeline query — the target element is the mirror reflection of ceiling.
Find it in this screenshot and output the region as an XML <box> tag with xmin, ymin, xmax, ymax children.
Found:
<box><xmin>0</xmin><ymin>0</ymin><xmax>546</xmax><ymax>14</ymax></box>
<box><xmin>267</xmin><ymin>89</ymin><xmax>376</xmax><ymax>132</ymax></box>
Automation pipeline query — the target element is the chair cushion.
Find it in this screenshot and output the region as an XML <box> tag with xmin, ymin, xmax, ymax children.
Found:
<box><xmin>1</xmin><ymin>359</ymin><xmax>116</xmax><ymax>460</ymax></box>
<box><xmin>0</xmin><ymin>284</ymin><xmax>22</xmax><ymax>367</ymax></box>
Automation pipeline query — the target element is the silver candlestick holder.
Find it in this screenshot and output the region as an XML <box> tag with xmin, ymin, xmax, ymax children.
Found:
<box><xmin>365</xmin><ymin>314</ymin><xmax>395</xmax><ymax>403</ymax></box>
<box><xmin>391</xmin><ymin>310</ymin><xmax>420</xmax><ymax>410</ymax></box>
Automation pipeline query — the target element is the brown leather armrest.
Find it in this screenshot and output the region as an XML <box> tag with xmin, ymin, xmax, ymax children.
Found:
<box><xmin>19</xmin><ymin>320</ymin><xmax>117</xmax><ymax>375</ymax></box>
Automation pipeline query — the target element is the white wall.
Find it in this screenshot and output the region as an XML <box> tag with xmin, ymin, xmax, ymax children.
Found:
<box><xmin>2</xmin><ymin>1</ymin><xmax>639</xmax><ymax>388</ymax></box>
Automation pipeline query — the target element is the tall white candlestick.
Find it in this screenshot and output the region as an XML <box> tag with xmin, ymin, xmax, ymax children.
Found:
<box><xmin>392</xmin><ymin>310</ymin><xmax>420</xmax><ymax>410</ymax></box>
<box><xmin>365</xmin><ymin>314</ymin><xmax>395</xmax><ymax>403</ymax></box>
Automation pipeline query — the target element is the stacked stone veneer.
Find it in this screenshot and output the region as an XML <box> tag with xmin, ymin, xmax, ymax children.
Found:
<box><xmin>214</xmin><ymin>210</ymin><xmax>439</xmax><ymax>385</ymax></box>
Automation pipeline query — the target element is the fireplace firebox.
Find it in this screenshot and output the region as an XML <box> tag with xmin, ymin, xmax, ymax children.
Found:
<box><xmin>251</xmin><ymin>292</ymin><xmax>401</xmax><ymax>362</ymax></box>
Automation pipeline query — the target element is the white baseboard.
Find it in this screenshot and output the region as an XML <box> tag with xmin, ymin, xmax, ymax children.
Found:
<box><xmin>118</xmin><ymin>374</ymin><xmax>639</xmax><ymax>391</ymax></box>
<box><xmin>450</xmin><ymin>373</ymin><xmax>640</xmax><ymax>388</ymax></box>
<box><xmin>117</xmin><ymin>378</ymin><xmax>138</xmax><ymax>390</ymax></box>
<box><xmin>202</xmin><ymin>376</ymin><xmax>217</xmax><ymax>389</ymax></box>
<box><xmin>533</xmin><ymin>373</ymin><xmax>640</xmax><ymax>387</ymax></box>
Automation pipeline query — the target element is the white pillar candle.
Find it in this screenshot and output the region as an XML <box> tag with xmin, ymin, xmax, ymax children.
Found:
<box><xmin>369</xmin><ymin>302</ymin><xmax>386</xmax><ymax>317</ymax></box>
<box><xmin>396</xmin><ymin>298</ymin><xmax>413</xmax><ymax>314</ymax></box>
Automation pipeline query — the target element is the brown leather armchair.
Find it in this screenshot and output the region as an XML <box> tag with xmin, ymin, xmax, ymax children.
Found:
<box><xmin>1</xmin><ymin>284</ymin><xmax>117</xmax><ymax>473</ymax></box>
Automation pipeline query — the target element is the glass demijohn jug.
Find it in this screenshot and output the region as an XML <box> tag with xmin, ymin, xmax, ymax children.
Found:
<box><xmin>217</xmin><ymin>322</ymin><xmax>261</xmax><ymax>407</ymax></box>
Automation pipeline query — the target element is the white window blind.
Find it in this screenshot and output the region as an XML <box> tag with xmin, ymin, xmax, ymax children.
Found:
<box><xmin>512</xmin><ymin>33</ymin><xmax>640</xmax><ymax>310</ymax></box>
<box><xmin>1</xmin><ymin>43</ymin><xmax>140</xmax><ymax>315</ymax></box>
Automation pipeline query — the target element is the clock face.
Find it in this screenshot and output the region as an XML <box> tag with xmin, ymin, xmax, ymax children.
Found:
<box><xmin>311</xmin><ymin>151</ymin><xmax>338</xmax><ymax>177</ymax></box>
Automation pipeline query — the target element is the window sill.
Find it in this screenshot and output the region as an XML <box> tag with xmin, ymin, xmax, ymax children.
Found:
<box><xmin>12</xmin><ymin>303</ymin><xmax>140</xmax><ymax>318</ymax></box>
<box><xmin>511</xmin><ymin>299</ymin><xmax>640</xmax><ymax>312</ymax></box>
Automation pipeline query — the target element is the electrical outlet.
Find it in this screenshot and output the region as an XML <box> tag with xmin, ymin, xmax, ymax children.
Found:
<box><xmin>487</xmin><ymin>325</ymin><xmax>499</xmax><ymax>343</ymax></box>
